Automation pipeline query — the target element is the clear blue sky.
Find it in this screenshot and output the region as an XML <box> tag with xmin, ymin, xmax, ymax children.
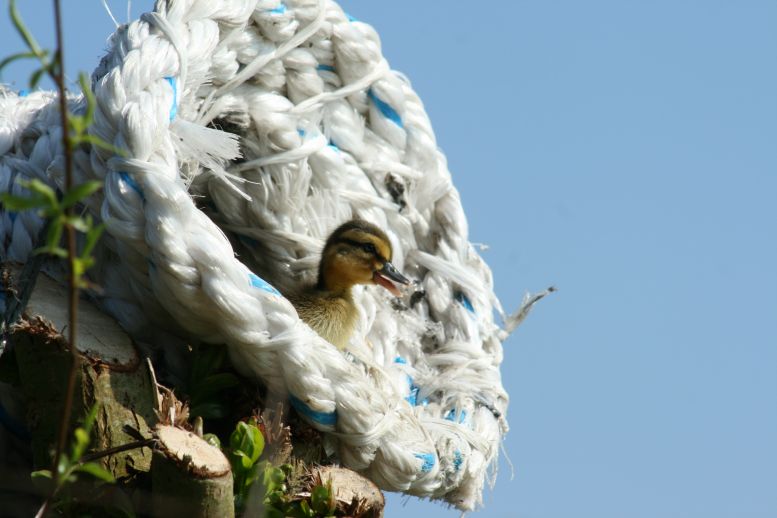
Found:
<box><xmin>2</xmin><ymin>1</ymin><xmax>776</xmax><ymax>517</ymax></box>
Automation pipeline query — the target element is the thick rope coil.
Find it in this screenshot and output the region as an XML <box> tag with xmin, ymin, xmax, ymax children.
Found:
<box><xmin>0</xmin><ymin>0</ymin><xmax>543</xmax><ymax>510</ymax></box>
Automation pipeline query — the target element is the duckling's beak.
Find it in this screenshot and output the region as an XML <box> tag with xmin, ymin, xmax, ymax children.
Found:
<box><xmin>373</xmin><ymin>261</ymin><xmax>410</xmax><ymax>297</ymax></box>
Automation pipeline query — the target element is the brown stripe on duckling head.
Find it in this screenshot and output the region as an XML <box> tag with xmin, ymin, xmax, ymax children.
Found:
<box><xmin>326</xmin><ymin>220</ymin><xmax>393</xmax><ymax>261</ymax></box>
<box><xmin>317</xmin><ymin>219</ymin><xmax>399</xmax><ymax>292</ymax></box>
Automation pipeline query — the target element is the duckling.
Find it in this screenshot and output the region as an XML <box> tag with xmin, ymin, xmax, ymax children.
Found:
<box><xmin>288</xmin><ymin>219</ymin><xmax>410</xmax><ymax>349</ymax></box>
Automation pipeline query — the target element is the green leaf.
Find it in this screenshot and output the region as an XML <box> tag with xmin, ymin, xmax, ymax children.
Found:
<box><xmin>74</xmin><ymin>428</ymin><xmax>89</xmax><ymax>448</ymax></box>
<box><xmin>81</xmin><ymin>223</ymin><xmax>104</xmax><ymax>259</ymax></box>
<box><xmin>262</xmin><ymin>465</ymin><xmax>286</xmax><ymax>496</ymax></box>
<box><xmin>61</xmin><ymin>180</ymin><xmax>102</xmax><ymax>208</ymax></box>
<box><xmin>76</xmin><ymin>462</ymin><xmax>116</xmax><ymax>483</ymax></box>
<box><xmin>30</xmin><ymin>469</ymin><xmax>52</xmax><ymax>480</ymax></box>
<box><xmin>73</xmin><ymin>257</ymin><xmax>93</xmax><ymax>283</ymax></box>
<box><xmin>77</xmin><ymin>134</ymin><xmax>126</xmax><ymax>156</ymax></box>
<box><xmin>239</xmin><ymin>452</ymin><xmax>254</xmax><ymax>471</ymax></box>
<box><xmin>72</xmin><ymin>427</ymin><xmax>90</xmax><ymax>461</ymax></box>
<box><xmin>44</xmin><ymin>219</ymin><xmax>63</xmax><ymax>251</ymax></box>
<box><xmin>245</xmin><ymin>462</ymin><xmax>263</xmax><ymax>487</ymax></box>
<box><xmin>79</xmin><ymin>73</ymin><xmax>96</xmax><ymax>126</ymax></box>
<box><xmin>69</xmin><ymin>115</ymin><xmax>85</xmax><ymax>137</ymax></box>
<box><xmin>83</xmin><ymin>404</ymin><xmax>99</xmax><ymax>433</ymax></box>
<box><xmin>191</xmin><ymin>345</ymin><xmax>225</xmax><ymax>383</ymax></box>
<box><xmin>57</xmin><ymin>455</ymin><xmax>70</xmax><ymax>477</ymax></box>
<box><xmin>9</xmin><ymin>0</ymin><xmax>46</xmax><ymax>57</ymax></box>
<box><xmin>203</xmin><ymin>433</ymin><xmax>221</xmax><ymax>448</ymax></box>
<box><xmin>0</xmin><ymin>193</ymin><xmax>46</xmax><ymax>211</ymax></box>
<box><xmin>300</xmin><ymin>499</ymin><xmax>314</xmax><ymax>518</ymax></box>
<box><xmin>70</xmin><ymin>405</ymin><xmax>99</xmax><ymax>461</ymax></box>
<box><xmin>25</xmin><ymin>179</ymin><xmax>58</xmax><ymax>207</ymax></box>
<box><xmin>29</xmin><ymin>67</ymin><xmax>46</xmax><ymax>89</ymax></box>
<box><xmin>34</xmin><ymin>244</ymin><xmax>68</xmax><ymax>258</ymax></box>
<box><xmin>310</xmin><ymin>484</ymin><xmax>334</xmax><ymax>515</ymax></box>
<box><xmin>0</xmin><ymin>51</ymin><xmax>37</xmax><ymax>77</ymax></box>
<box><xmin>66</xmin><ymin>215</ymin><xmax>91</xmax><ymax>233</ymax></box>
<box><xmin>229</xmin><ymin>421</ymin><xmax>265</xmax><ymax>465</ymax></box>
<box><xmin>268</xmin><ymin>467</ymin><xmax>285</xmax><ymax>486</ymax></box>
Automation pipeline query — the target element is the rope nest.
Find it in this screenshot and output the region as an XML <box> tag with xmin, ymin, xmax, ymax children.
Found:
<box><xmin>0</xmin><ymin>0</ymin><xmax>540</xmax><ymax>510</ymax></box>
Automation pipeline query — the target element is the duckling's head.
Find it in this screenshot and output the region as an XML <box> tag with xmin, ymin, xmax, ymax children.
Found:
<box><xmin>317</xmin><ymin>220</ymin><xmax>410</xmax><ymax>296</ymax></box>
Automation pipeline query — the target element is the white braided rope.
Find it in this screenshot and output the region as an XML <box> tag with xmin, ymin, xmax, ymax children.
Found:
<box><xmin>0</xmin><ymin>0</ymin><xmax>533</xmax><ymax>510</ymax></box>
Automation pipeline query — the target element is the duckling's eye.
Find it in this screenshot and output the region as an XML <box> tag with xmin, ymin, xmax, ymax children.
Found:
<box><xmin>361</xmin><ymin>243</ymin><xmax>377</xmax><ymax>255</ymax></box>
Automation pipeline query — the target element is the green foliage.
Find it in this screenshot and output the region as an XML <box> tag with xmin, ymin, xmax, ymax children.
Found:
<box><xmin>187</xmin><ymin>345</ymin><xmax>240</xmax><ymax>419</ymax></box>
<box><xmin>67</xmin><ymin>73</ymin><xmax>125</xmax><ymax>155</ymax></box>
<box><xmin>0</xmin><ymin>0</ymin><xmax>57</xmax><ymax>87</ymax></box>
<box><xmin>32</xmin><ymin>405</ymin><xmax>115</xmax><ymax>491</ymax></box>
<box><xmin>0</xmin><ymin>1</ymin><xmax>123</xmax><ymax>289</ymax></box>
<box><xmin>229</xmin><ymin>419</ymin><xmax>265</xmax><ymax>508</ymax></box>
<box><xmin>0</xmin><ymin>179</ymin><xmax>104</xmax><ymax>287</ymax></box>
<box><xmin>203</xmin><ymin>433</ymin><xmax>222</xmax><ymax>448</ymax></box>
<box><xmin>227</xmin><ymin>420</ymin><xmax>336</xmax><ymax>517</ymax></box>
<box><xmin>0</xmin><ymin>0</ymin><xmax>119</xmax><ymax>289</ymax></box>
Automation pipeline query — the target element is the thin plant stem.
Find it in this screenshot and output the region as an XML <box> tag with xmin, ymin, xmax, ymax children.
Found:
<box><xmin>50</xmin><ymin>0</ymin><xmax>80</xmax><ymax>492</ymax></box>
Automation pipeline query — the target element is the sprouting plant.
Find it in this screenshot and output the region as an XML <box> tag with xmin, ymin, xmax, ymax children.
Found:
<box><xmin>0</xmin><ymin>1</ymin><xmax>126</xmax><ymax>515</ymax></box>
<box><xmin>30</xmin><ymin>406</ymin><xmax>116</xmax><ymax>513</ymax></box>
<box><xmin>1</xmin><ymin>178</ymin><xmax>104</xmax><ymax>286</ymax></box>
<box><xmin>227</xmin><ymin>419</ymin><xmax>336</xmax><ymax>517</ymax></box>
<box><xmin>0</xmin><ymin>0</ymin><xmax>56</xmax><ymax>88</ymax></box>
<box><xmin>229</xmin><ymin>419</ymin><xmax>266</xmax><ymax>511</ymax></box>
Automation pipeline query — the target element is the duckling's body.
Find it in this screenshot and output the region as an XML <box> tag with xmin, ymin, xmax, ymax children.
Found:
<box><xmin>287</xmin><ymin>220</ymin><xmax>409</xmax><ymax>349</ymax></box>
<box><xmin>288</xmin><ymin>286</ymin><xmax>357</xmax><ymax>349</ymax></box>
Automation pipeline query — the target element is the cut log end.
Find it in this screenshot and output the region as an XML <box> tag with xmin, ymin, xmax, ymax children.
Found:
<box><xmin>312</xmin><ymin>466</ymin><xmax>385</xmax><ymax>517</ymax></box>
<box><xmin>4</xmin><ymin>264</ymin><xmax>138</xmax><ymax>369</ymax></box>
<box><xmin>154</xmin><ymin>425</ymin><xmax>231</xmax><ymax>478</ymax></box>
<box><xmin>151</xmin><ymin>425</ymin><xmax>234</xmax><ymax>518</ymax></box>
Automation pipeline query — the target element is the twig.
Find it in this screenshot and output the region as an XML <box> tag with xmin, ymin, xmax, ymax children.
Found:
<box><xmin>50</xmin><ymin>0</ymin><xmax>80</xmax><ymax>493</ymax></box>
<box><xmin>79</xmin><ymin>438</ymin><xmax>156</xmax><ymax>464</ymax></box>
<box><xmin>37</xmin><ymin>437</ymin><xmax>155</xmax><ymax>517</ymax></box>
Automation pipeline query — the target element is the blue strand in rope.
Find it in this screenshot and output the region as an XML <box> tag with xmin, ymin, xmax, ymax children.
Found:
<box><xmin>119</xmin><ymin>171</ymin><xmax>144</xmax><ymax>199</ymax></box>
<box><xmin>453</xmin><ymin>450</ymin><xmax>463</xmax><ymax>472</ymax></box>
<box><xmin>395</xmin><ymin>357</ymin><xmax>427</xmax><ymax>406</ymax></box>
<box><xmin>445</xmin><ymin>408</ymin><xmax>469</xmax><ymax>424</ymax></box>
<box><xmin>267</xmin><ymin>2</ymin><xmax>286</xmax><ymax>14</ymax></box>
<box><xmin>368</xmin><ymin>89</ymin><xmax>403</xmax><ymax>128</ymax></box>
<box><xmin>164</xmin><ymin>76</ymin><xmax>177</xmax><ymax>121</ymax></box>
<box><xmin>289</xmin><ymin>394</ymin><xmax>337</xmax><ymax>426</ymax></box>
<box><xmin>248</xmin><ymin>273</ymin><xmax>281</xmax><ymax>296</ymax></box>
<box><xmin>455</xmin><ymin>291</ymin><xmax>475</xmax><ymax>313</ymax></box>
<box><xmin>414</xmin><ymin>452</ymin><xmax>436</xmax><ymax>473</ymax></box>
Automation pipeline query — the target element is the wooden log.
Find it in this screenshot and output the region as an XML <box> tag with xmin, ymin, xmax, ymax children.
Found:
<box><xmin>312</xmin><ymin>466</ymin><xmax>385</xmax><ymax>518</ymax></box>
<box><xmin>5</xmin><ymin>265</ymin><xmax>158</xmax><ymax>478</ymax></box>
<box><xmin>151</xmin><ymin>425</ymin><xmax>234</xmax><ymax>518</ymax></box>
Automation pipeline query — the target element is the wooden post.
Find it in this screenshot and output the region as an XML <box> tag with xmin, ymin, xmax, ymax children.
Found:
<box><xmin>151</xmin><ymin>425</ymin><xmax>234</xmax><ymax>517</ymax></box>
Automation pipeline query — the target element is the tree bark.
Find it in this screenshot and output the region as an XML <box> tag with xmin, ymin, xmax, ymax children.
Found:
<box><xmin>6</xmin><ymin>266</ymin><xmax>158</xmax><ymax>478</ymax></box>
